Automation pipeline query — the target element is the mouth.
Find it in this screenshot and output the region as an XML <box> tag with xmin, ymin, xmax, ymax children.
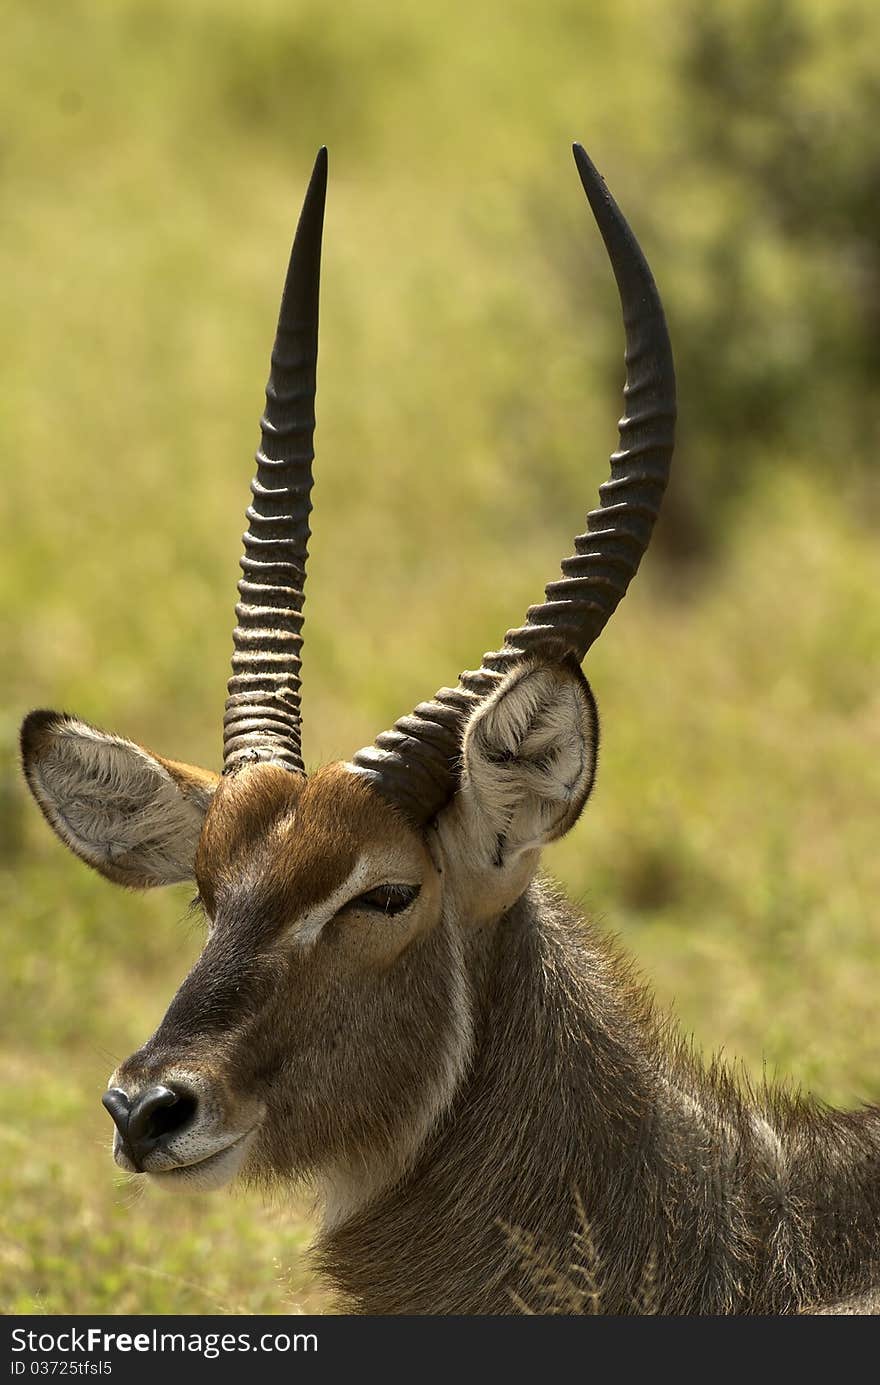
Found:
<box><xmin>119</xmin><ymin>1129</ymin><xmax>256</xmax><ymax>1193</ymax></box>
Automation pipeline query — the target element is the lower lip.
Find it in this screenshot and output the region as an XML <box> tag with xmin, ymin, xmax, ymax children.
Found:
<box><xmin>145</xmin><ymin>1131</ymin><xmax>254</xmax><ymax>1186</ymax></box>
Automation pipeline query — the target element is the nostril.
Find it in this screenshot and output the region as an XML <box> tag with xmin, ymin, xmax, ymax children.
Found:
<box><xmin>127</xmin><ymin>1085</ymin><xmax>198</xmax><ymax>1152</ymax></box>
<box><xmin>144</xmin><ymin>1090</ymin><xmax>198</xmax><ymax>1141</ymax></box>
<box><xmin>102</xmin><ymin>1088</ymin><xmax>132</xmax><ymax>1137</ymax></box>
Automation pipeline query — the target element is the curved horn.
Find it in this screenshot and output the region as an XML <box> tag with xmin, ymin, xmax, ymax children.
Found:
<box><xmin>223</xmin><ymin>147</ymin><xmax>327</xmax><ymax>774</ymax></box>
<box><xmin>351</xmin><ymin>144</ymin><xmax>676</xmax><ymax>821</ymax></box>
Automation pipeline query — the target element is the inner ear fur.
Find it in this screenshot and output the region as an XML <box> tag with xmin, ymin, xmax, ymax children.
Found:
<box><xmin>20</xmin><ymin>710</ymin><xmax>218</xmax><ymax>888</ymax></box>
<box><xmin>460</xmin><ymin>658</ymin><xmax>599</xmax><ymax>857</ymax></box>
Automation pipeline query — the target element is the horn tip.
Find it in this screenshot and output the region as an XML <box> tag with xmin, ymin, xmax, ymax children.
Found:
<box><xmin>571</xmin><ymin>142</ymin><xmax>606</xmax><ymax>196</ymax></box>
<box><xmin>303</xmin><ymin>147</ymin><xmax>328</xmax><ymax>205</ymax></box>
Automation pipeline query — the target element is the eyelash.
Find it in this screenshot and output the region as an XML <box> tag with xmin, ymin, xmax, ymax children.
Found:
<box><xmin>349</xmin><ymin>884</ymin><xmax>420</xmax><ymax>916</ymax></box>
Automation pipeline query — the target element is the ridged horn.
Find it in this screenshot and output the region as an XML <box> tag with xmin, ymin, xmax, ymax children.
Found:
<box><xmin>350</xmin><ymin>144</ymin><xmax>676</xmax><ymax>821</ymax></box>
<box><xmin>223</xmin><ymin>147</ymin><xmax>327</xmax><ymax>774</ymax></box>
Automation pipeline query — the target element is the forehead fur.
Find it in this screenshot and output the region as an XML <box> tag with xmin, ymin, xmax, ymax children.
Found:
<box><xmin>195</xmin><ymin>762</ymin><xmax>419</xmax><ymax>921</ymax></box>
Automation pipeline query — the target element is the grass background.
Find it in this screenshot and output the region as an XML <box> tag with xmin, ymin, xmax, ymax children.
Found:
<box><xmin>2</xmin><ymin>0</ymin><xmax>879</xmax><ymax>1314</ymax></box>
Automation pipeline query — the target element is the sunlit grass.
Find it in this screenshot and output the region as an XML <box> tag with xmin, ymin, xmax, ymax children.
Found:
<box><xmin>3</xmin><ymin>0</ymin><xmax>879</xmax><ymax>1315</ymax></box>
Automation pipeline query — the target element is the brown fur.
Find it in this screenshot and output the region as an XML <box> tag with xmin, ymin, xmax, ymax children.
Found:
<box><xmin>20</xmin><ymin>670</ymin><xmax>880</xmax><ymax>1314</ymax></box>
<box><xmin>317</xmin><ymin>881</ymin><xmax>880</xmax><ymax>1314</ymax></box>
<box><xmin>195</xmin><ymin>763</ymin><xmax>413</xmax><ymax>919</ymax></box>
<box><xmin>116</xmin><ymin>761</ymin><xmax>461</xmax><ymax>1198</ymax></box>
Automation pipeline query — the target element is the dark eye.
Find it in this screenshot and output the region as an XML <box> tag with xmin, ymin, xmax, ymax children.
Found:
<box><xmin>351</xmin><ymin>884</ymin><xmax>420</xmax><ymax>916</ymax></box>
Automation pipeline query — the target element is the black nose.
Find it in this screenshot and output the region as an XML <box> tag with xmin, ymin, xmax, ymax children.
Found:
<box><xmin>102</xmin><ymin>1084</ymin><xmax>197</xmax><ymax>1170</ymax></box>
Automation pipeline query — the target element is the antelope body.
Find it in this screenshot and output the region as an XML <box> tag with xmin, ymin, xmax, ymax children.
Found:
<box><xmin>20</xmin><ymin>147</ymin><xmax>880</xmax><ymax>1314</ymax></box>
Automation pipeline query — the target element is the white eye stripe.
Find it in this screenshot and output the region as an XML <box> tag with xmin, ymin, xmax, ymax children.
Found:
<box><xmin>292</xmin><ymin>857</ymin><xmax>373</xmax><ymax>948</ymax></box>
<box><xmin>288</xmin><ymin>860</ymin><xmax>425</xmax><ymax>948</ymax></box>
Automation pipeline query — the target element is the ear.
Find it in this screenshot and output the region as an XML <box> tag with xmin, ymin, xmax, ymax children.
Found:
<box><xmin>20</xmin><ymin>710</ymin><xmax>219</xmax><ymax>888</ymax></box>
<box><xmin>457</xmin><ymin>659</ymin><xmax>598</xmax><ymax>867</ymax></box>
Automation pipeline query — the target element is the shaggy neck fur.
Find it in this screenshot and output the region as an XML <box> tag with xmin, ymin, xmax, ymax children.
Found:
<box><xmin>316</xmin><ymin>879</ymin><xmax>880</xmax><ymax>1314</ymax></box>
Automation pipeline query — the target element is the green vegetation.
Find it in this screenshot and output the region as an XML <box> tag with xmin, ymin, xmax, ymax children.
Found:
<box><xmin>2</xmin><ymin>0</ymin><xmax>878</xmax><ymax>1314</ymax></box>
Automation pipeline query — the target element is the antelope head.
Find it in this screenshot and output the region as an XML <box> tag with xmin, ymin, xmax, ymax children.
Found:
<box><xmin>20</xmin><ymin>147</ymin><xmax>674</xmax><ymax>1205</ymax></box>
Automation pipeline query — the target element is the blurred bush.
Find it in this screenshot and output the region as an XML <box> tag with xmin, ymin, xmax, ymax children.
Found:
<box><xmin>667</xmin><ymin>0</ymin><xmax>880</xmax><ymax>549</ymax></box>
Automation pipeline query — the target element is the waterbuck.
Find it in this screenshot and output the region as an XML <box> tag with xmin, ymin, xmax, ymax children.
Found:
<box><xmin>20</xmin><ymin>146</ymin><xmax>880</xmax><ymax>1315</ymax></box>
